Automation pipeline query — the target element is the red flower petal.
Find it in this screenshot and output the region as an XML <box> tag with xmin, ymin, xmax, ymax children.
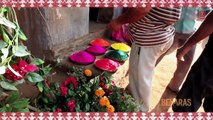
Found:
<box><xmin>56</xmin><ymin>108</ymin><xmax>62</xmax><ymax>112</ymax></box>
<box><xmin>60</xmin><ymin>86</ymin><xmax>68</xmax><ymax>96</ymax></box>
<box><xmin>19</xmin><ymin>59</ymin><xmax>28</xmax><ymax>68</ymax></box>
<box><xmin>26</xmin><ymin>65</ymin><xmax>38</xmax><ymax>72</ymax></box>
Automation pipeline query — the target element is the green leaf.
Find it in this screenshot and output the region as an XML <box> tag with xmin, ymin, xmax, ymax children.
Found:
<box><xmin>84</xmin><ymin>86</ymin><xmax>91</xmax><ymax>92</ymax></box>
<box><xmin>40</xmin><ymin>65</ymin><xmax>52</xmax><ymax>76</ymax></box>
<box><xmin>26</xmin><ymin>72</ymin><xmax>43</xmax><ymax>83</ymax></box>
<box><xmin>6</xmin><ymin>91</ymin><xmax>20</xmax><ymax>104</ymax></box>
<box><xmin>0</xmin><ymin>41</ymin><xmax>7</xmax><ymax>49</ymax></box>
<box><xmin>2</xmin><ymin>32</ymin><xmax>12</xmax><ymax>45</ymax></box>
<box><xmin>13</xmin><ymin>107</ymin><xmax>30</xmax><ymax>112</ymax></box>
<box><xmin>37</xmin><ymin>82</ymin><xmax>43</xmax><ymax>92</ymax></box>
<box><xmin>0</xmin><ymin>107</ymin><xmax>5</xmax><ymax>112</ymax></box>
<box><xmin>84</xmin><ymin>94</ymin><xmax>88</xmax><ymax>102</ymax></box>
<box><xmin>42</xmin><ymin>97</ymin><xmax>48</xmax><ymax>104</ymax></box>
<box><xmin>1</xmin><ymin>48</ymin><xmax>9</xmax><ymax>61</ymax></box>
<box><xmin>11</xmin><ymin>99</ymin><xmax>29</xmax><ymax>109</ymax></box>
<box><xmin>18</xmin><ymin>29</ymin><xmax>27</xmax><ymax>41</ymax></box>
<box><xmin>0</xmin><ymin>16</ymin><xmax>16</xmax><ymax>29</ymax></box>
<box><xmin>31</xmin><ymin>58</ymin><xmax>44</xmax><ymax>66</ymax></box>
<box><xmin>0</xmin><ymin>66</ymin><xmax>6</xmax><ymax>74</ymax></box>
<box><xmin>85</xmin><ymin>104</ymin><xmax>90</xmax><ymax>111</ymax></box>
<box><xmin>13</xmin><ymin>45</ymin><xmax>30</xmax><ymax>57</ymax></box>
<box><xmin>0</xmin><ymin>81</ymin><xmax>18</xmax><ymax>91</ymax></box>
<box><xmin>5</xmin><ymin>105</ymin><xmax>12</xmax><ymax>112</ymax></box>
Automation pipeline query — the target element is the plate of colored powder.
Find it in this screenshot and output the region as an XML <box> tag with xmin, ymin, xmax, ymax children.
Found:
<box><xmin>86</xmin><ymin>45</ymin><xmax>107</xmax><ymax>55</ymax></box>
<box><xmin>111</xmin><ymin>43</ymin><xmax>131</xmax><ymax>53</ymax></box>
<box><xmin>69</xmin><ymin>51</ymin><xmax>96</xmax><ymax>65</ymax></box>
<box><xmin>89</xmin><ymin>38</ymin><xmax>110</xmax><ymax>47</ymax></box>
<box><xmin>94</xmin><ymin>58</ymin><xmax>120</xmax><ymax>72</ymax></box>
<box><xmin>105</xmin><ymin>50</ymin><xmax>129</xmax><ymax>62</ymax></box>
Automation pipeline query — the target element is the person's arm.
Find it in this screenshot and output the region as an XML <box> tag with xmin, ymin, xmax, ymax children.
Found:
<box><xmin>177</xmin><ymin>11</ymin><xmax>213</xmax><ymax>61</ymax></box>
<box><xmin>107</xmin><ymin>7</ymin><xmax>151</xmax><ymax>32</ymax></box>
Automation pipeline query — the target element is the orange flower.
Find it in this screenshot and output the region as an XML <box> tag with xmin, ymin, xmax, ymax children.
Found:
<box><xmin>95</xmin><ymin>88</ymin><xmax>105</xmax><ymax>97</ymax></box>
<box><xmin>106</xmin><ymin>105</ymin><xmax>115</xmax><ymax>112</ymax></box>
<box><xmin>99</xmin><ymin>97</ymin><xmax>110</xmax><ymax>106</ymax></box>
<box><xmin>121</xmin><ymin>96</ymin><xmax>126</xmax><ymax>100</ymax></box>
<box><xmin>84</xmin><ymin>69</ymin><xmax>92</xmax><ymax>77</ymax></box>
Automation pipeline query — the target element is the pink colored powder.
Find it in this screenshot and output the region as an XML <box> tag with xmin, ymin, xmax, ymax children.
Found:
<box><xmin>86</xmin><ymin>45</ymin><xmax>107</xmax><ymax>55</ymax></box>
<box><xmin>69</xmin><ymin>51</ymin><xmax>95</xmax><ymax>65</ymax></box>
<box><xmin>94</xmin><ymin>58</ymin><xmax>120</xmax><ymax>72</ymax></box>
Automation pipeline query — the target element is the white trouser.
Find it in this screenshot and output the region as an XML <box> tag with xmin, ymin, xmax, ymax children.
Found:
<box><xmin>129</xmin><ymin>38</ymin><xmax>173</xmax><ymax>112</ymax></box>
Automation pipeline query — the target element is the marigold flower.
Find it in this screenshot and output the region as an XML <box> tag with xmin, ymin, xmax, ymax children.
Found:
<box><xmin>106</xmin><ymin>105</ymin><xmax>115</xmax><ymax>112</ymax></box>
<box><xmin>95</xmin><ymin>88</ymin><xmax>105</xmax><ymax>97</ymax></box>
<box><xmin>99</xmin><ymin>97</ymin><xmax>110</xmax><ymax>106</ymax></box>
<box><xmin>84</xmin><ymin>69</ymin><xmax>92</xmax><ymax>77</ymax></box>
<box><xmin>121</xmin><ymin>96</ymin><xmax>126</xmax><ymax>100</ymax></box>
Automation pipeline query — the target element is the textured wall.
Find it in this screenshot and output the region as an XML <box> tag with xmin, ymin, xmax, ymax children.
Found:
<box><xmin>16</xmin><ymin>8</ymin><xmax>89</xmax><ymax>59</ymax></box>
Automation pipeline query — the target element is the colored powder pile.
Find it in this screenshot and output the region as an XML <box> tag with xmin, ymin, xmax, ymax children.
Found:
<box><xmin>69</xmin><ymin>51</ymin><xmax>95</xmax><ymax>65</ymax></box>
<box><xmin>90</xmin><ymin>38</ymin><xmax>110</xmax><ymax>47</ymax></box>
<box><xmin>86</xmin><ymin>45</ymin><xmax>107</xmax><ymax>55</ymax></box>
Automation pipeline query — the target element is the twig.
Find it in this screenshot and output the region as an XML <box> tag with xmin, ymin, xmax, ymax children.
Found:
<box><xmin>27</xmin><ymin>105</ymin><xmax>40</xmax><ymax>112</ymax></box>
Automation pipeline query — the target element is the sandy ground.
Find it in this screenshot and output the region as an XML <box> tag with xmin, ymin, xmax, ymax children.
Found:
<box><xmin>151</xmin><ymin>40</ymin><xmax>206</xmax><ymax>112</ymax></box>
<box><xmin>150</xmin><ymin>20</ymin><xmax>208</xmax><ymax>112</ymax></box>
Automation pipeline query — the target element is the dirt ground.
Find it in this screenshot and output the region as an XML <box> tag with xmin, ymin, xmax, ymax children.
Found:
<box><xmin>150</xmin><ymin>21</ymin><xmax>207</xmax><ymax>112</ymax></box>
<box><xmin>151</xmin><ymin>40</ymin><xmax>207</xmax><ymax>112</ymax></box>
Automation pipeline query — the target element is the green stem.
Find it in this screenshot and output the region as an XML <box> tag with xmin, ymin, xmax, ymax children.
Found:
<box><xmin>0</xmin><ymin>54</ymin><xmax>13</xmax><ymax>66</ymax></box>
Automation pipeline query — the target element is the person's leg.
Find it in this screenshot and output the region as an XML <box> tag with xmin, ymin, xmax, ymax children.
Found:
<box><xmin>203</xmin><ymin>96</ymin><xmax>213</xmax><ymax>112</ymax></box>
<box><xmin>168</xmin><ymin>44</ymin><xmax>196</xmax><ymax>92</ymax></box>
<box><xmin>164</xmin><ymin>33</ymin><xmax>196</xmax><ymax>92</ymax></box>
<box><xmin>129</xmin><ymin>39</ymin><xmax>173</xmax><ymax>112</ymax></box>
<box><xmin>172</xmin><ymin>57</ymin><xmax>204</xmax><ymax>112</ymax></box>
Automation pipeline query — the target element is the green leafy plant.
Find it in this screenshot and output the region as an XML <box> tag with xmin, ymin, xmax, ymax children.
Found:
<box><xmin>0</xmin><ymin>7</ymin><xmax>53</xmax><ymax>112</ymax></box>
<box><xmin>35</xmin><ymin>67</ymin><xmax>142</xmax><ymax>112</ymax></box>
<box><xmin>0</xmin><ymin>91</ymin><xmax>30</xmax><ymax>112</ymax></box>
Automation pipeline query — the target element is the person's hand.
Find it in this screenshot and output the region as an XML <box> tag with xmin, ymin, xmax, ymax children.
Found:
<box><xmin>176</xmin><ymin>45</ymin><xmax>191</xmax><ymax>62</ymax></box>
<box><xmin>107</xmin><ymin>19</ymin><xmax>122</xmax><ymax>32</ymax></box>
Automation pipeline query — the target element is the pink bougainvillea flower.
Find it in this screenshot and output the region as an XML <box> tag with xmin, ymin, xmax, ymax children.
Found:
<box><xmin>4</xmin><ymin>59</ymin><xmax>38</xmax><ymax>81</ymax></box>
<box><xmin>5</xmin><ymin>65</ymin><xmax>23</xmax><ymax>81</ymax></box>
<box><xmin>63</xmin><ymin>77</ymin><xmax>78</xmax><ymax>88</ymax></box>
<box><xmin>106</xmin><ymin>89</ymin><xmax>113</xmax><ymax>96</ymax></box>
<box><xmin>67</xmin><ymin>100</ymin><xmax>76</xmax><ymax>112</ymax></box>
<box><xmin>111</xmin><ymin>81</ymin><xmax>116</xmax><ymax>86</ymax></box>
<box><xmin>56</xmin><ymin>108</ymin><xmax>62</xmax><ymax>112</ymax></box>
<box><xmin>59</xmin><ymin>86</ymin><xmax>68</xmax><ymax>96</ymax></box>
<box><xmin>67</xmin><ymin>100</ymin><xmax>75</xmax><ymax>107</ymax></box>
<box><xmin>99</xmin><ymin>77</ymin><xmax>104</xmax><ymax>81</ymax></box>
<box><xmin>18</xmin><ymin>59</ymin><xmax>38</xmax><ymax>72</ymax></box>
<box><xmin>100</xmin><ymin>82</ymin><xmax>107</xmax><ymax>90</ymax></box>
